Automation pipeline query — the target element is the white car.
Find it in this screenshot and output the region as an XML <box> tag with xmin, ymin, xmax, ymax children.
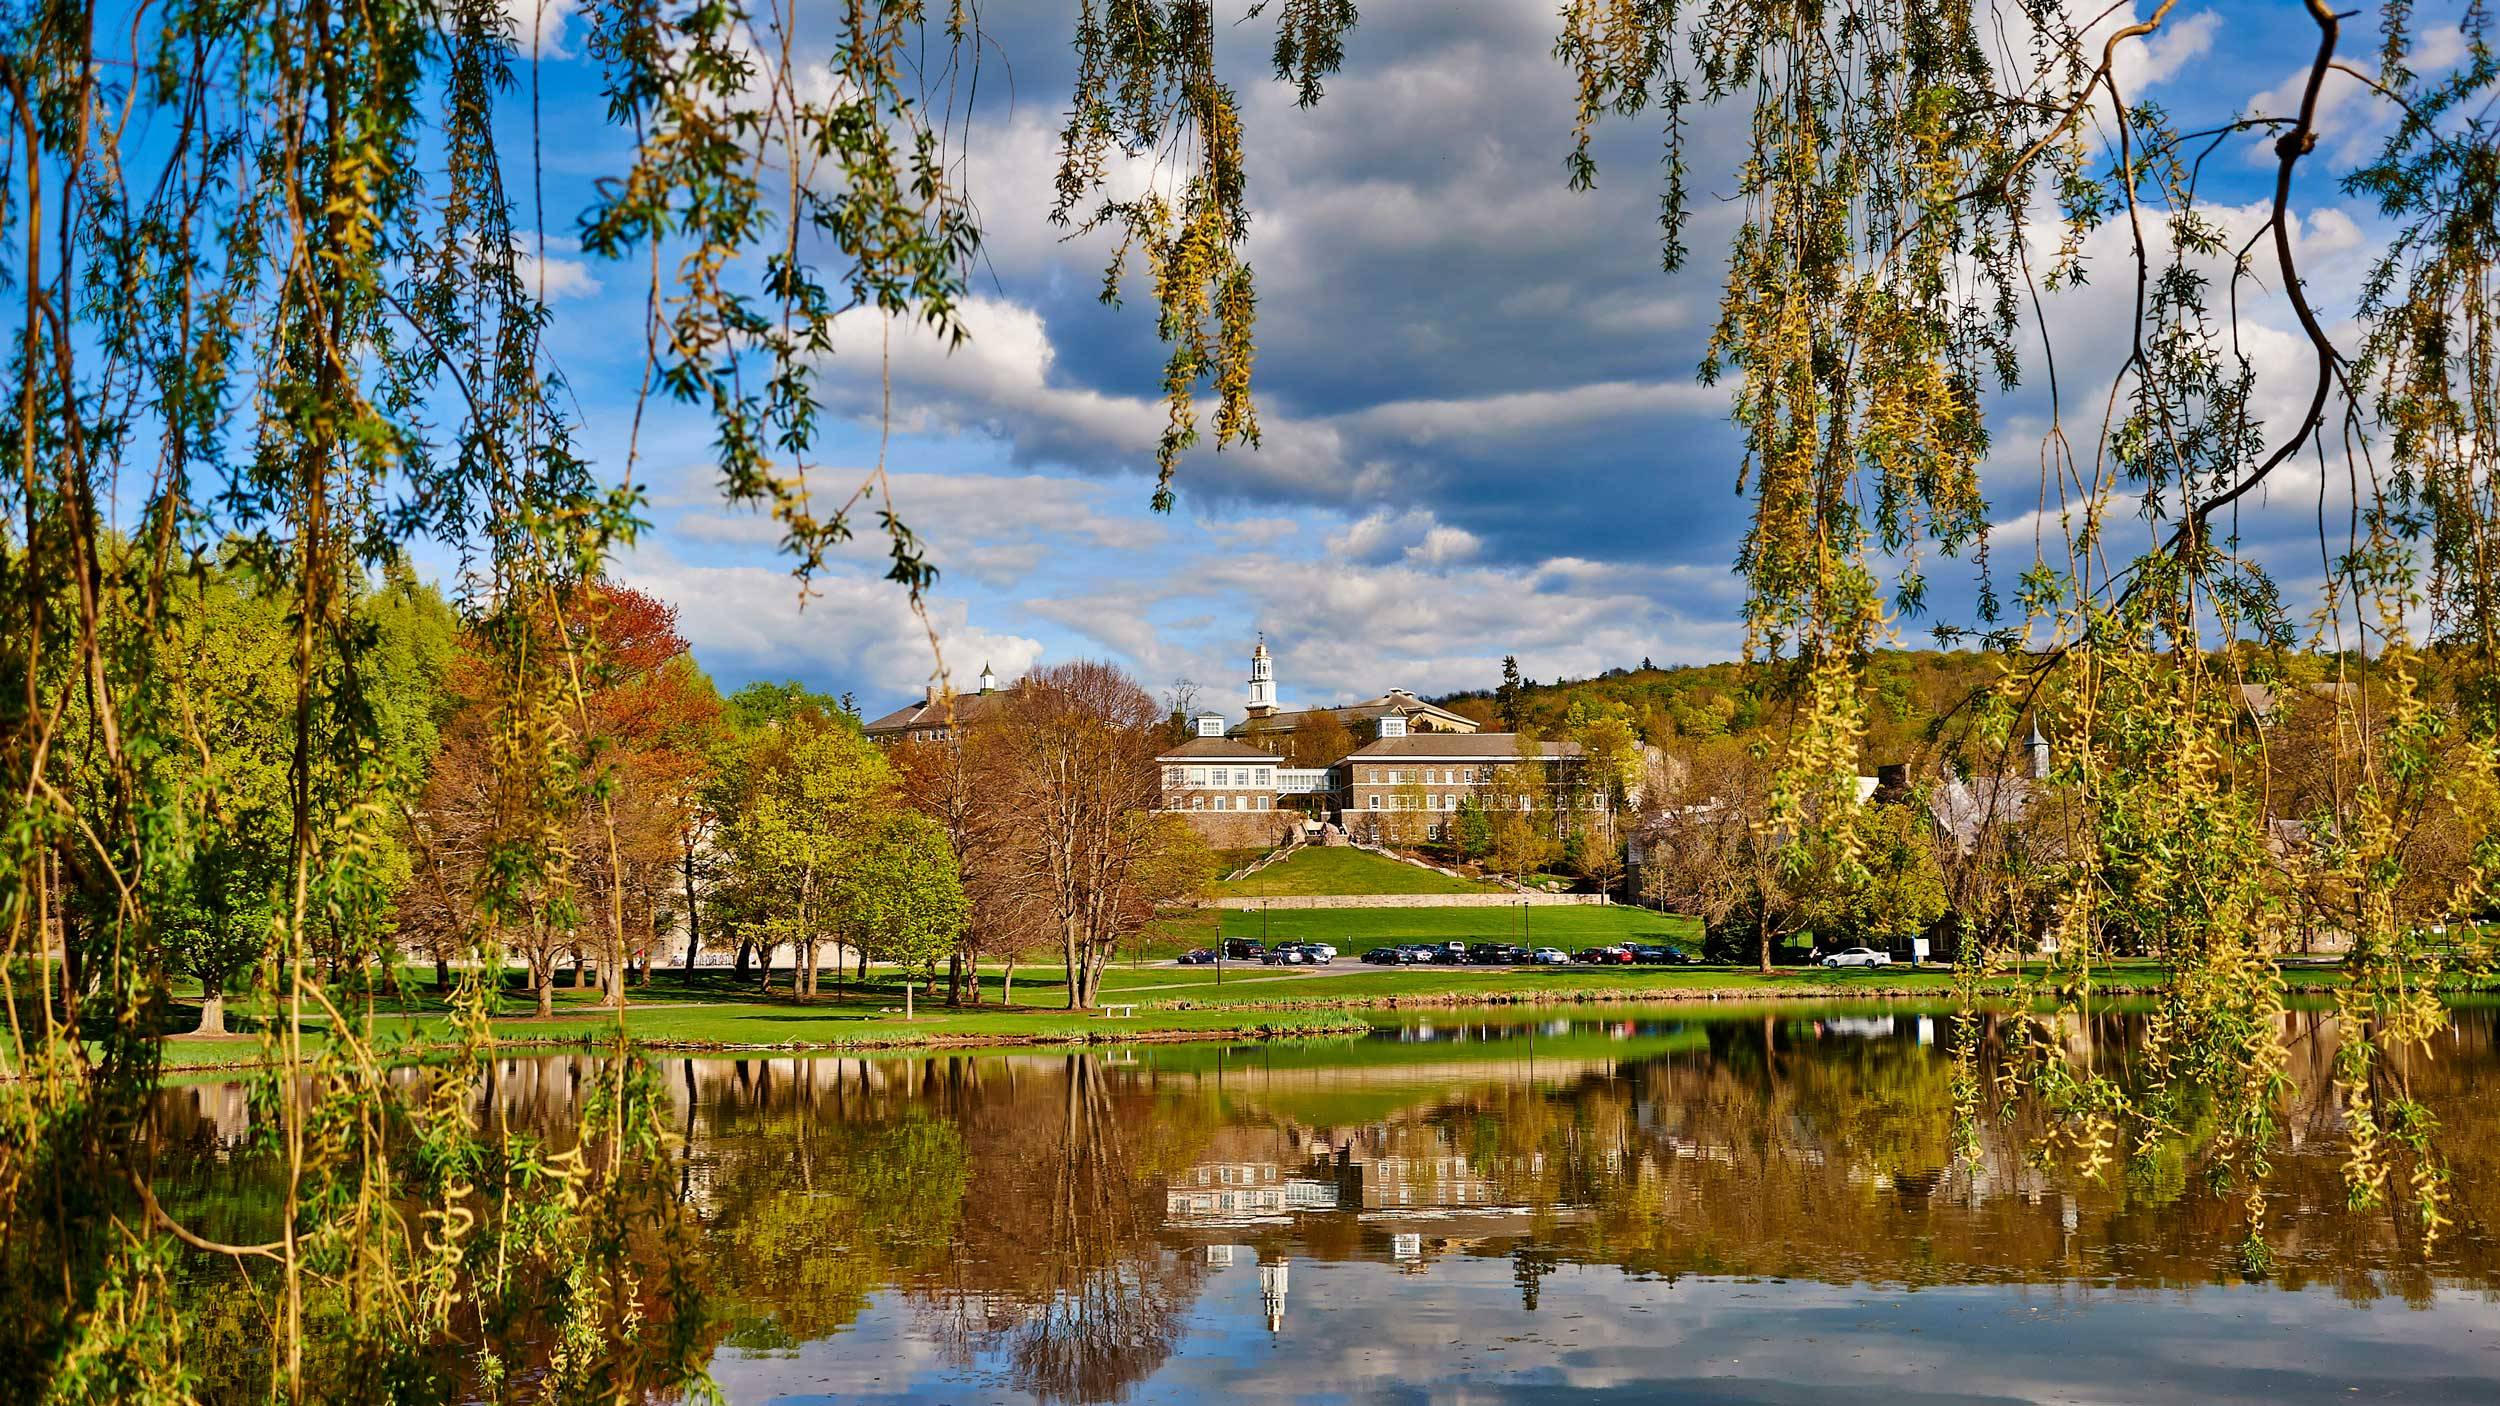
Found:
<box><xmin>1820</xmin><ymin>947</ymin><xmax>1894</xmax><ymax>969</ymax></box>
<box><xmin>1301</xmin><ymin>943</ymin><xmax>1337</xmax><ymax>965</ymax></box>
<box><xmin>1529</xmin><ymin>947</ymin><xmax>1569</xmax><ymax>965</ymax></box>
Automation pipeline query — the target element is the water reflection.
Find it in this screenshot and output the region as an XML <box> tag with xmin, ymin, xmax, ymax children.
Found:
<box><xmin>157</xmin><ymin>1005</ymin><xmax>2500</xmax><ymax>1403</ymax></box>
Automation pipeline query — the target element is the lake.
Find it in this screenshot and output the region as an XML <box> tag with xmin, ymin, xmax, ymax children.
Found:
<box><xmin>153</xmin><ymin>1004</ymin><xmax>2500</xmax><ymax>1403</ymax></box>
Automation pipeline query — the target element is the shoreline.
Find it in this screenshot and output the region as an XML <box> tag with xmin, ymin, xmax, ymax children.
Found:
<box><xmin>108</xmin><ymin>971</ymin><xmax>2490</xmax><ymax>1075</ymax></box>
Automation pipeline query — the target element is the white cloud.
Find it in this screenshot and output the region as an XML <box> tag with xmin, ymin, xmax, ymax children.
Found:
<box><xmin>515</xmin><ymin>234</ymin><xmax>600</xmax><ymax>302</ymax></box>
<box><xmin>498</xmin><ymin>0</ymin><xmax>578</xmax><ymax>59</ymax></box>
<box><xmin>611</xmin><ymin>545</ymin><xmax>1043</xmax><ymax>702</ymax></box>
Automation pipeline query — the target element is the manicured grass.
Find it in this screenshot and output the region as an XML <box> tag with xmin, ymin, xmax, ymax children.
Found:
<box><xmin>1216</xmin><ymin>845</ymin><xmax>1498</xmax><ymax>898</ymax></box>
<box><xmin>1219</xmin><ymin>903</ymin><xmax>1699</xmax><ymax>947</ymax></box>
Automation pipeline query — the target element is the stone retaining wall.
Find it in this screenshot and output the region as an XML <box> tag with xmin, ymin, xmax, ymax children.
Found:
<box><xmin>1209</xmin><ymin>893</ymin><xmax>1612</xmax><ymax>910</ymax></box>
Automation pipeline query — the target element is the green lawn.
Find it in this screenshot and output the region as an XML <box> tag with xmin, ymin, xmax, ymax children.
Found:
<box><xmin>1219</xmin><ymin>903</ymin><xmax>1697</xmax><ymax>947</ymax></box>
<box><xmin>1216</xmin><ymin>845</ymin><xmax>1498</xmax><ymax>897</ymax></box>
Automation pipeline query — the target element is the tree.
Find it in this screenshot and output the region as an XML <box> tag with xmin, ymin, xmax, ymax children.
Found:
<box><xmin>1285</xmin><ymin>708</ymin><xmax>1354</xmax><ymax>770</ymax></box>
<box><xmin>843</xmin><ymin>812</ymin><xmax>968</xmax><ymax>1022</ymax></box>
<box><xmin>1839</xmin><ymin>804</ymin><xmax>1947</xmax><ymax>950</ymax></box>
<box><xmin>721</xmin><ymin>722</ymin><xmax>898</xmax><ymax>998</ymax></box>
<box><xmin>985</xmin><ymin>662</ymin><xmax>1208</xmax><ymax>1010</ymax></box>
<box><xmin>1496</xmin><ymin>655</ymin><xmax>1525</xmax><ymax>730</ymax></box>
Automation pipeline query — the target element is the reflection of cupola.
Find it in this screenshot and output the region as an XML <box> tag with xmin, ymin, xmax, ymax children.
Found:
<box><xmin>1258</xmin><ymin>1258</ymin><xmax>1289</xmax><ymax>1334</ymax></box>
<box><xmin>1246</xmin><ymin>634</ymin><xmax>1278</xmax><ymax>718</ymax></box>
<box><xmin>978</xmin><ymin>661</ymin><xmax>998</xmax><ymax>694</ymax></box>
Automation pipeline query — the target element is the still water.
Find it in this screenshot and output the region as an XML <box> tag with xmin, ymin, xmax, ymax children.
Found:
<box><xmin>160</xmin><ymin>1006</ymin><xmax>2500</xmax><ymax>1403</ymax></box>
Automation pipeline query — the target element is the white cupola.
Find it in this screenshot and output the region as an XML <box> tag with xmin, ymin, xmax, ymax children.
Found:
<box><xmin>978</xmin><ymin>661</ymin><xmax>998</xmax><ymax>694</ymax></box>
<box><xmin>1246</xmin><ymin>634</ymin><xmax>1278</xmax><ymax>717</ymax></box>
<box><xmin>1194</xmin><ymin>711</ymin><xmax>1228</xmax><ymax>738</ymax></box>
<box><xmin>1377</xmin><ymin>711</ymin><xmax>1407</xmax><ymax>738</ymax></box>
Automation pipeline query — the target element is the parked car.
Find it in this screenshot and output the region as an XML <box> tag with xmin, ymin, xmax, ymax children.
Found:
<box><xmin>1529</xmin><ymin>947</ymin><xmax>1569</xmax><ymax>965</ymax></box>
<box><xmin>1177</xmin><ymin>948</ymin><xmax>1218</xmax><ymax>965</ymax></box>
<box><xmin>1820</xmin><ymin>946</ymin><xmax>1894</xmax><ymax>969</ymax></box>
<box><xmin>1264</xmin><ymin>944</ymin><xmax>1313</xmax><ymax>965</ymax></box>
<box><xmin>1302</xmin><ymin>943</ymin><xmax>1338</xmax><ymax>964</ymax></box>
<box><xmin>1363</xmin><ymin>947</ymin><xmax>1404</xmax><ymax>965</ymax></box>
<box><xmin>1627</xmin><ymin>943</ymin><xmax>1694</xmax><ymax>965</ymax></box>
<box><xmin>1576</xmin><ymin>946</ymin><xmax>1634</xmax><ymax>965</ymax></box>
<box><xmin>1399</xmin><ymin>945</ymin><xmax>1436</xmax><ymax>964</ymax></box>
<box><xmin>1223</xmin><ymin>939</ymin><xmax>1267</xmax><ymax>961</ymax></box>
<box><xmin>1431</xmin><ymin>942</ymin><xmax>1471</xmax><ymax>964</ymax></box>
<box><xmin>1465</xmin><ymin>942</ymin><xmax>1512</xmax><ymax>965</ymax></box>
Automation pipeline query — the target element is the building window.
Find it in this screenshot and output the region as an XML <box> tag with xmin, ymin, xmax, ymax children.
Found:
<box><xmin>1427</xmin><ymin>823</ymin><xmax>1442</xmax><ymax>841</ymax></box>
<box><xmin>1164</xmin><ymin>766</ymin><xmax>1181</xmax><ymax>787</ymax></box>
<box><xmin>1191</xmin><ymin>794</ymin><xmax>1204</xmax><ymax>810</ymax></box>
<box><xmin>1256</xmin><ymin>795</ymin><xmax>1269</xmax><ymax>810</ymax></box>
<box><xmin>1189</xmin><ymin>767</ymin><xmax>1207</xmax><ymax>786</ymax></box>
<box><xmin>1368</xmin><ymin>795</ymin><xmax>1379</xmax><ymax>811</ymax></box>
<box><xmin>1258</xmin><ymin>768</ymin><xmax>1272</xmax><ymax>787</ymax></box>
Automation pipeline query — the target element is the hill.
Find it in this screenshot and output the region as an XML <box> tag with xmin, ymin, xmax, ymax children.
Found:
<box><xmin>1433</xmin><ymin>649</ymin><xmax>2024</xmax><ymax>766</ymax></box>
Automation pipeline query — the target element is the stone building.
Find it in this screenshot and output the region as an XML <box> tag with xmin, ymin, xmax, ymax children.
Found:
<box><xmin>1159</xmin><ymin>714</ymin><xmax>1297</xmax><ymax>847</ymax></box>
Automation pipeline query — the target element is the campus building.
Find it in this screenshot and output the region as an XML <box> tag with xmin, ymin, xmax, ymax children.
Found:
<box><xmin>860</xmin><ymin>661</ymin><xmax>1010</xmax><ymax>743</ymax></box>
<box><xmin>1157</xmin><ymin>714</ymin><xmax>1297</xmax><ymax>848</ymax></box>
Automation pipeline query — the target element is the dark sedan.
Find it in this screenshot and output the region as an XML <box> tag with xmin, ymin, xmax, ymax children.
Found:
<box><xmin>1177</xmin><ymin>948</ymin><xmax>1218</xmax><ymax>965</ymax></box>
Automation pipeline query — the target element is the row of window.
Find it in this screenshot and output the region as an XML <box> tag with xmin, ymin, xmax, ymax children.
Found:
<box><xmin>1185</xmin><ymin>793</ymin><xmax>1270</xmax><ymax>811</ymax></box>
<box><xmin>1359</xmin><ymin>765</ymin><xmax>1504</xmax><ymax>786</ymax></box>
<box><xmin>1366</xmin><ymin>793</ymin><xmax>1534</xmax><ymax>811</ymax></box>
<box><xmin>1164</xmin><ymin>766</ymin><xmax>1276</xmax><ymax>788</ymax></box>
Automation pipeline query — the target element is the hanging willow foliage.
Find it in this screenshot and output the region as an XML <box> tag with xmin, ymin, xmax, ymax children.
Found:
<box><xmin>11</xmin><ymin>0</ymin><xmax>2500</xmax><ymax>1398</ymax></box>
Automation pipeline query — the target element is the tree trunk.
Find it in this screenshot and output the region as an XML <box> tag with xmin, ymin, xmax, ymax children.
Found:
<box><xmin>731</xmin><ymin>938</ymin><xmax>751</xmax><ymax>982</ymax></box>
<box><xmin>1758</xmin><ymin>920</ymin><xmax>1772</xmax><ymax>975</ymax></box>
<box><xmin>433</xmin><ymin>956</ymin><xmax>451</xmax><ymax>993</ymax></box>
<box><xmin>681</xmin><ymin>827</ymin><xmax>703</xmax><ymax>976</ymax></box>
<box><xmin>1002</xmin><ymin>961</ymin><xmax>1016</xmax><ymax>1007</ymax></box>
<box><xmin>571</xmin><ymin>954</ymin><xmax>588</xmax><ymax>988</ymax></box>
<box><xmin>535</xmin><ymin>975</ymin><xmax>554</xmax><ymax>1019</ymax></box>
<box><xmin>196</xmin><ymin>976</ymin><xmax>227</xmax><ymax>1037</ymax></box>
<box><xmin>947</xmin><ymin>950</ymin><xmax>964</xmax><ymax>1007</ymax></box>
<box><xmin>904</xmin><ymin>980</ymin><xmax>914</xmax><ymax>1023</ymax></box>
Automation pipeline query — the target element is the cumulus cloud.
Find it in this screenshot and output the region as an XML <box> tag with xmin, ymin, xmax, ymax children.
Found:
<box><xmin>611</xmin><ymin>545</ymin><xmax>1043</xmax><ymax>702</ymax></box>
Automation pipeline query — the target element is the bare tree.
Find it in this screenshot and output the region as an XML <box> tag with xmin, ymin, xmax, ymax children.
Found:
<box><xmin>987</xmin><ymin>661</ymin><xmax>1204</xmax><ymax>1010</ymax></box>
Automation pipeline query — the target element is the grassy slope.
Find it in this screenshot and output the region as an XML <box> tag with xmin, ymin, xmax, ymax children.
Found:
<box><xmin>1217</xmin><ymin>846</ymin><xmax>1497</xmax><ymax>898</ymax></box>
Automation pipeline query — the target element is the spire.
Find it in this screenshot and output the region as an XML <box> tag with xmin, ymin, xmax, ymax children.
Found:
<box><xmin>2027</xmin><ymin>718</ymin><xmax>2050</xmax><ymax>780</ymax></box>
<box><xmin>978</xmin><ymin>660</ymin><xmax>997</xmax><ymax>694</ymax></box>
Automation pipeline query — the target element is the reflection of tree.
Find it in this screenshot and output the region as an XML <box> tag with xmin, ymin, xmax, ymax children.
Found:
<box><xmin>915</xmin><ymin>1054</ymin><xmax>1214</xmax><ymax>1404</ymax></box>
<box><xmin>686</xmin><ymin>1057</ymin><xmax>969</xmax><ymax>1347</ymax></box>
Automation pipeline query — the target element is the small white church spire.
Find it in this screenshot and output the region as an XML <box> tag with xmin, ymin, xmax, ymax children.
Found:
<box><xmin>1246</xmin><ymin>633</ymin><xmax>1278</xmax><ymax>717</ymax></box>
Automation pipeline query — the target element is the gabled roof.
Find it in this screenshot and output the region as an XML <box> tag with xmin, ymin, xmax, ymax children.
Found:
<box><xmin>1234</xmin><ymin>688</ymin><xmax>1480</xmax><ymax>736</ymax></box>
<box><xmin>1158</xmin><ymin>737</ymin><xmax>1284</xmax><ymax>762</ymax></box>
<box><xmin>1345</xmin><ymin>733</ymin><xmax>1581</xmax><ymax>762</ymax></box>
<box><xmin>861</xmin><ymin>687</ymin><xmax>1016</xmax><ymax>737</ymax></box>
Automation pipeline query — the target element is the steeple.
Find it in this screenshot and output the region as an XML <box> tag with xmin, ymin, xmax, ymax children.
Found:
<box><xmin>1245</xmin><ymin>633</ymin><xmax>1278</xmax><ymax>718</ymax></box>
<box><xmin>2027</xmin><ymin>718</ymin><xmax>2050</xmax><ymax>780</ymax></box>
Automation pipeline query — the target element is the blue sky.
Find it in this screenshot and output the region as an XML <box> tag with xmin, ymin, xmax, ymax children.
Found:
<box><xmin>477</xmin><ymin>0</ymin><xmax>2444</xmax><ymax>718</ymax></box>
